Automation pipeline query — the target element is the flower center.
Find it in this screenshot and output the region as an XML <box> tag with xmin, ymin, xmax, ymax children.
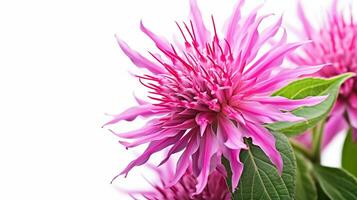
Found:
<box><xmin>138</xmin><ymin>17</ymin><xmax>240</xmax><ymax>114</ymax></box>
<box><xmin>313</xmin><ymin>20</ymin><xmax>357</xmax><ymax>98</ymax></box>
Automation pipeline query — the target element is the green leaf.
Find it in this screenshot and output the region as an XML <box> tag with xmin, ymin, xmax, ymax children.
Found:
<box><xmin>266</xmin><ymin>73</ymin><xmax>354</xmax><ymax>136</ymax></box>
<box><xmin>342</xmin><ymin>129</ymin><xmax>357</xmax><ymax>178</ymax></box>
<box><xmin>233</xmin><ymin>132</ymin><xmax>296</xmax><ymax>199</ymax></box>
<box><xmin>295</xmin><ymin>152</ymin><xmax>317</xmax><ymax>200</ymax></box>
<box><xmin>316</xmin><ymin>182</ymin><xmax>331</xmax><ymax>200</ymax></box>
<box><xmin>221</xmin><ymin>156</ymin><xmax>232</xmax><ymax>193</ymax></box>
<box><xmin>313</xmin><ymin>165</ymin><xmax>357</xmax><ymax>200</ymax></box>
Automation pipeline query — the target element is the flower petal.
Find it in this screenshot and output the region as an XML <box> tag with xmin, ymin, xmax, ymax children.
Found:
<box><xmin>255</xmin><ymin>15</ymin><xmax>283</xmax><ymax>50</ymax></box>
<box><xmin>195</xmin><ymin>112</ymin><xmax>215</xmax><ymax>136</ymax></box>
<box><xmin>246</xmin><ymin>122</ymin><xmax>283</xmax><ymax>173</ymax></box>
<box><xmin>241</xmin><ymin>14</ymin><xmax>273</xmax><ymax>65</ymax></box>
<box><xmin>119</xmin><ymin>136</ymin><xmax>180</xmax><ymax>177</ymax></box>
<box><xmin>225</xmin><ymin>0</ymin><xmax>245</xmax><ymax>46</ymax></box>
<box><xmin>163</xmin><ymin>119</ymin><xmax>196</xmax><ymax>130</ymax></box>
<box><xmin>252</xmin><ymin>95</ymin><xmax>327</xmax><ymax>111</ymax></box>
<box><xmin>347</xmin><ymin>106</ymin><xmax>357</xmax><ymax>130</ymax></box>
<box><xmin>140</xmin><ymin>20</ymin><xmax>171</xmax><ymax>51</ymax></box>
<box><xmin>115</xmin><ymin>37</ymin><xmax>165</xmax><ymax>74</ymax></box>
<box><xmin>195</xmin><ymin>127</ymin><xmax>217</xmax><ymax>194</ymax></box>
<box><xmin>159</xmin><ymin>133</ymin><xmax>192</xmax><ymax>166</ymax></box>
<box><xmin>223</xmin><ymin>149</ymin><xmax>243</xmax><ymax>190</ymax></box>
<box><xmin>110</xmin><ymin>122</ymin><xmax>160</xmax><ymax>139</ymax></box>
<box><xmin>322</xmin><ymin>113</ymin><xmax>348</xmax><ymax>149</ymax></box>
<box><xmin>349</xmin><ymin>93</ymin><xmax>357</xmax><ymax>108</ymax></box>
<box><xmin>231</xmin><ymin>4</ymin><xmax>263</xmax><ymax>56</ymax></box>
<box><xmin>119</xmin><ymin>129</ymin><xmax>182</xmax><ymax>149</ymax></box>
<box><xmin>293</xmin><ymin>131</ymin><xmax>312</xmax><ymax>149</ymax></box>
<box><xmin>238</xmin><ymin>101</ymin><xmax>305</xmax><ymax>123</ymax></box>
<box><xmin>103</xmin><ymin>104</ymin><xmax>160</xmax><ymax>127</ymax></box>
<box><xmin>332</xmin><ymin>100</ymin><xmax>346</xmax><ymax>116</ymax></box>
<box><xmin>245</xmin><ymin>42</ymin><xmax>309</xmax><ymax>79</ymax></box>
<box><xmin>170</xmin><ymin>129</ymin><xmax>200</xmax><ymax>186</ymax></box>
<box><xmin>250</xmin><ymin>64</ymin><xmax>328</xmax><ymax>93</ymax></box>
<box><xmin>297</xmin><ymin>1</ymin><xmax>313</xmax><ymax>39</ymax></box>
<box><xmin>217</xmin><ymin>117</ymin><xmax>246</xmax><ymax>150</ymax></box>
<box><xmin>189</xmin><ymin>0</ymin><xmax>210</xmax><ymax>46</ymax></box>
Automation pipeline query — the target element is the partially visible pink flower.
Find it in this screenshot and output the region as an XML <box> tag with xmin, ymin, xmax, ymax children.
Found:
<box><xmin>294</xmin><ymin>132</ymin><xmax>313</xmax><ymax>149</ymax></box>
<box><xmin>289</xmin><ymin>0</ymin><xmax>357</xmax><ymax>148</ymax></box>
<box><xmin>126</xmin><ymin>162</ymin><xmax>230</xmax><ymax>200</ymax></box>
<box><xmin>106</xmin><ymin>0</ymin><xmax>326</xmax><ymax>193</ymax></box>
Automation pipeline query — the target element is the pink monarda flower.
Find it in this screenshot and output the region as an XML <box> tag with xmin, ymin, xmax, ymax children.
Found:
<box><xmin>106</xmin><ymin>0</ymin><xmax>326</xmax><ymax>194</ymax></box>
<box><xmin>289</xmin><ymin>0</ymin><xmax>357</xmax><ymax>147</ymax></box>
<box><xmin>127</xmin><ymin>163</ymin><xmax>230</xmax><ymax>200</ymax></box>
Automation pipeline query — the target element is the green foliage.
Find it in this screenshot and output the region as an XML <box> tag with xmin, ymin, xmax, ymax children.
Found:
<box><xmin>232</xmin><ymin>133</ymin><xmax>296</xmax><ymax>200</ymax></box>
<box><xmin>295</xmin><ymin>152</ymin><xmax>317</xmax><ymax>200</ymax></box>
<box><xmin>342</xmin><ymin>129</ymin><xmax>357</xmax><ymax>178</ymax></box>
<box><xmin>266</xmin><ymin>73</ymin><xmax>354</xmax><ymax>136</ymax></box>
<box><xmin>313</xmin><ymin>165</ymin><xmax>357</xmax><ymax>200</ymax></box>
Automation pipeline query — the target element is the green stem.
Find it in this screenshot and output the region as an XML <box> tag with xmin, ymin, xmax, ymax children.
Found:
<box><xmin>289</xmin><ymin>139</ymin><xmax>313</xmax><ymax>160</ymax></box>
<box><xmin>312</xmin><ymin>120</ymin><xmax>326</xmax><ymax>163</ymax></box>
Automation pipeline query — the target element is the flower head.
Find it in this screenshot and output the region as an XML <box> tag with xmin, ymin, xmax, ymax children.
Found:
<box><xmin>106</xmin><ymin>0</ymin><xmax>325</xmax><ymax>193</ymax></box>
<box><xmin>289</xmin><ymin>0</ymin><xmax>357</xmax><ymax>147</ymax></box>
<box><xmin>127</xmin><ymin>162</ymin><xmax>230</xmax><ymax>200</ymax></box>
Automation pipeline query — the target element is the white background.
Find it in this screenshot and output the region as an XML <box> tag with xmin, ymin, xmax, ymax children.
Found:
<box><xmin>0</xmin><ymin>0</ymin><xmax>351</xmax><ymax>199</ymax></box>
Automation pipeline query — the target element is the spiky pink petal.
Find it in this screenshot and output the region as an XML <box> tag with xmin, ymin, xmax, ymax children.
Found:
<box><xmin>322</xmin><ymin>114</ymin><xmax>348</xmax><ymax>148</ymax></box>
<box><xmin>251</xmin><ymin>96</ymin><xmax>327</xmax><ymax>111</ymax></box>
<box><xmin>223</xmin><ymin>149</ymin><xmax>243</xmax><ymax>191</ymax></box>
<box><xmin>195</xmin><ymin>127</ymin><xmax>217</xmax><ymax>194</ymax></box>
<box><xmin>218</xmin><ymin>117</ymin><xmax>246</xmax><ymax>150</ymax></box>
<box><xmin>246</xmin><ymin>122</ymin><xmax>283</xmax><ymax>173</ymax></box>
<box><xmin>170</xmin><ymin>129</ymin><xmax>200</xmax><ymax>185</ymax></box>
<box><xmin>119</xmin><ymin>136</ymin><xmax>180</xmax><ymax>177</ymax></box>
<box><xmin>116</xmin><ymin>38</ymin><xmax>165</xmax><ymax>74</ymax></box>
<box><xmin>189</xmin><ymin>0</ymin><xmax>210</xmax><ymax>47</ymax></box>
<box><xmin>103</xmin><ymin>104</ymin><xmax>160</xmax><ymax>127</ymax></box>
<box><xmin>140</xmin><ymin>21</ymin><xmax>171</xmax><ymax>51</ymax></box>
